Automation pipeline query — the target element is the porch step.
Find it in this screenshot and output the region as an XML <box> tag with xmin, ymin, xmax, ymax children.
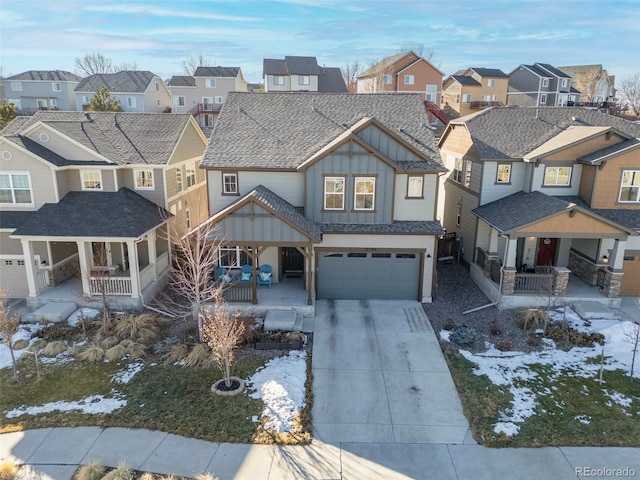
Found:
<box><xmin>22</xmin><ymin>302</ymin><xmax>77</xmax><ymax>324</ymax></box>
<box><xmin>264</xmin><ymin>310</ymin><xmax>297</xmax><ymax>331</ymax></box>
<box><xmin>572</xmin><ymin>301</ymin><xmax>620</xmax><ymax>320</ymax></box>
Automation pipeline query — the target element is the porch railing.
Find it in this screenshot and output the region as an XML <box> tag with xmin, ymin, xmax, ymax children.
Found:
<box><xmin>36</xmin><ymin>269</ymin><xmax>50</xmax><ymax>291</ymax></box>
<box><xmin>514</xmin><ymin>273</ymin><xmax>554</xmax><ymax>293</ymax></box>
<box><xmin>222</xmin><ymin>283</ymin><xmax>253</xmax><ymax>303</ymax></box>
<box><xmin>490</xmin><ymin>259</ymin><xmax>501</xmax><ymax>283</ymax></box>
<box><xmin>476</xmin><ymin>247</ymin><xmax>487</xmax><ymax>268</ymax></box>
<box><xmin>90</xmin><ymin>276</ymin><xmax>132</xmax><ymax>295</ymax></box>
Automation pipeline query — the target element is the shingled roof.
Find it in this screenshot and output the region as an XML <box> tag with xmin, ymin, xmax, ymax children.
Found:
<box><xmin>468</xmin><ymin>68</ymin><xmax>509</xmax><ymax>78</ymax></box>
<box><xmin>202</xmin><ymin>92</ymin><xmax>441</xmax><ymax>170</ymax></box>
<box><xmin>0</xmin><ymin>111</ymin><xmax>194</xmax><ymax>166</ymax></box>
<box><xmin>168</xmin><ymin>76</ymin><xmax>196</xmax><ymax>87</ymax></box>
<box><xmin>450</xmin><ymin>75</ymin><xmax>481</xmax><ymax>86</ymax></box>
<box><xmin>578</xmin><ymin>137</ymin><xmax>640</xmax><ymax>164</ymax></box>
<box><xmin>11</xmin><ymin>189</ymin><xmax>169</xmax><ymax>238</ymax></box>
<box><xmin>7</xmin><ymin>70</ymin><xmax>82</xmax><ymax>82</ymax></box>
<box><xmin>263</xmin><ymin>56</ymin><xmax>322</xmax><ymax>76</ymax></box>
<box><xmin>446</xmin><ymin>106</ymin><xmax>640</xmax><ymax>159</ymax></box>
<box><xmin>75</xmin><ymin>71</ymin><xmax>159</xmax><ymax>93</ymax></box>
<box><xmin>194</xmin><ymin>66</ymin><xmax>241</xmax><ymax>77</ymax></box>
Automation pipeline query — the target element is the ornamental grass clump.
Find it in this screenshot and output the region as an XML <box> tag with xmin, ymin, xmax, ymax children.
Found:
<box><xmin>78</xmin><ymin>344</ymin><xmax>105</xmax><ymax>363</ymax></box>
<box><xmin>43</xmin><ymin>340</ymin><xmax>67</xmax><ymax>357</ymax></box>
<box><xmin>114</xmin><ymin>312</ymin><xmax>164</xmax><ymax>345</ymax></box>
<box><xmin>74</xmin><ymin>461</ymin><xmax>105</xmax><ymax>480</ymax></box>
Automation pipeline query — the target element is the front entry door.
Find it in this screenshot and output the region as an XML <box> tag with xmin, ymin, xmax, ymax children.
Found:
<box><xmin>536</xmin><ymin>238</ymin><xmax>558</xmax><ymax>267</ymax></box>
<box><xmin>281</xmin><ymin>247</ymin><xmax>304</xmax><ymax>274</ymax></box>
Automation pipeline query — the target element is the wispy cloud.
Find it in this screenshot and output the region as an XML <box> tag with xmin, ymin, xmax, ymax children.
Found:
<box><xmin>84</xmin><ymin>5</ymin><xmax>260</xmax><ymax>22</ymax></box>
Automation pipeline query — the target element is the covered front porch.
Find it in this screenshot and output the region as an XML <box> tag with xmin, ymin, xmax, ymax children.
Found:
<box><xmin>206</xmin><ymin>185</ymin><xmax>323</xmax><ymax>316</ymax></box>
<box><xmin>471</xmin><ymin>192</ymin><xmax>634</xmax><ymax>309</ymax></box>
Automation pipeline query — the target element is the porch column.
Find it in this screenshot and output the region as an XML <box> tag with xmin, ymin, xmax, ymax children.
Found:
<box><xmin>251</xmin><ymin>245</ymin><xmax>258</xmax><ymax>305</ymax></box>
<box><xmin>488</xmin><ymin>228</ymin><xmax>500</xmax><ymax>253</ymax></box>
<box><xmin>76</xmin><ymin>241</ymin><xmax>91</xmax><ymax>297</ymax></box>
<box><xmin>20</xmin><ymin>240</ymin><xmax>38</xmax><ymax>298</ymax></box>
<box><xmin>552</xmin><ymin>267</ymin><xmax>571</xmax><ymax>296</ymax></box>
<box><xmin>504</xmin><ymin>237</ymin><xmax>518</xmax><ymax>268</ymax></box>
<box><xmin>603</xmin><ymin>238</ymin><xmax>626</xmax><ymax>298</ymax></box>
<box><xmin>147</xmin><ymin>230</ymin><xmax>158</xmax><ymax>281</ymax></box>
<box><xmin>127</xmin><ymin>240</ymin><xmax>140</xmax><ymax>299</ymax></box>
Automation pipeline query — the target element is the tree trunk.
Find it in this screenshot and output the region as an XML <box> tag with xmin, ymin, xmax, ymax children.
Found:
<box><xmin>9</xmin><ymin>346</ymin><xmax>16</xmax><ymax>377</ymax></box>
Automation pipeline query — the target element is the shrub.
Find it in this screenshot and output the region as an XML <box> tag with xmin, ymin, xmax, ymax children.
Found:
<box><xmin>489</xmin><ymin>323</ymin><xmax>502</xmax><ymax>336</ymax></box>
<box><xmin>527</xmin><ymin>335</ymin><xmax>542</xmax><ymax>348</ymax></box>
<box><xmin>74</xmin><ymin>461</ymin><xmax>105</xmax><ymax>480</ymax></box>
<box><xmin>496</xmin><ymin>340</ymin><xmax>513</xmax><ymax>352</ymax></box>
<box><xmin>545</xmin><ymin>322</ymin><xmax>605</xmax><ymax>348</ymax></box>
<box><xmin>183</xmin><ymin>343</ymin><xmax>212</xmax><ymax>368</ymax></box>
<box><xmin>522</xmin><ymin>309</ymin><xmax>549</xmax><ymax>331</ymax></box>
<box><xmin>39</xmin><ymin>323</ymin><xmax>76</xmax><ymax>342</ymax></box>
<box><xmin>102</xmin><ymin>464</ymin><xmax>133</xmax><ymax>480</ymax></box>
<box><xmin>114</xmin><ymin>312</ymin><xmax>163</xmax><ymax>344</ymax></box>
<box><xmin>43</xmin><ymin>340</ymin><xmax>67</xmax><ymax>357</ymax></box>
<box><xmin>27</xmin><ymin>339</ymin><xmax>46</xmax><ymax>352</ymax></box>
<box><xmin>443</xmin><ymin>318</ymin><xmax>457</xmax><ymax>331</ymax></box>
<box><xmin>163</xmin><ymin>343</ymin><xmax>188</xmax><ymax>365</ymax></box>
<box><xmin>12</xmin><ymin>339</ymin><xmax>29</xmax><ymax>350</ymax></box>
<box><xmin>125</xmin><ymin>342</ymin><xmax>146</xmax><ymax>360</ymax></box>
<box><xmin>78</xmin><ymin>344</ymin><xmax>105</xmax><ymax>363</ymax></box>
<box><xmin>68</xmin><ymin>344</ymin><xmax>86</xmax><ymax>357</ymax></box>
<box><xmin>101</xmin><ymin>336</ymin><xmax>120</xmax><ymax>349</ymax></box>
<box><xmin>105</xmin><ymin>344</ymin><xmax>127</xmax><ymax>362</ymax></box>
<box><xmin>449</xmin><ymin>327</ymin><xmax>477</xmax><ymax>346</ymax></box>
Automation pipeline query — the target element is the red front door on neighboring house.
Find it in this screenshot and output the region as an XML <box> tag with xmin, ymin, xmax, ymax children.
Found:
<box><xmin>536</xmin><ymin>238</ymin><xmax>558</xmax><ymax>267</ymax></box>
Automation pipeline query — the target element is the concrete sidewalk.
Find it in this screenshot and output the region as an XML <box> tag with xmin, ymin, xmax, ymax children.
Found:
<box><xmin>2</xmin><ymin>427</ymin><xmax>639</xmax><ymax>480</ymax></box>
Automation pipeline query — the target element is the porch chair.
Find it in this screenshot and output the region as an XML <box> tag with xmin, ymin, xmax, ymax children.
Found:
<box><xmin>257</xmin><ymin>264</ymin><xmax>273</xmax><ymax>288</ymax></box>
<box><xmin>239</xmin><ymin>264</ymin><xmax>253</xmax><ymax>283</ymax></box>
<box><xmin>216</xmin><ymin>266</ymin><xmax>232</xmax><ymax>284</ymax></box>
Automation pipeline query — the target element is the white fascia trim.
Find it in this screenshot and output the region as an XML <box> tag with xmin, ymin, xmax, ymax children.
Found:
<box><xmin>0</xmin><ymin>137</ymin><xmax>57</xmax><ymax>169</ymax></box>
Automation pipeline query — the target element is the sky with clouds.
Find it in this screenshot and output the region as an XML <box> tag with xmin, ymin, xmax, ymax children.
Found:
<box><xmin>1</xmin><ymin>0</ymin><xmax>638</xmax><ymax>84</ymax></box>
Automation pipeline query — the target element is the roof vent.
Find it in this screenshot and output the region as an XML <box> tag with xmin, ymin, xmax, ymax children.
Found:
<box><xmin>84</xmin><ymin>112</ymin><xmax>91</xmax><ymax>121</ymax></box>
<box><xmin>572</xmin><ymin>116</ymin><xmax>578</xmax><ymax>121</ymax></box>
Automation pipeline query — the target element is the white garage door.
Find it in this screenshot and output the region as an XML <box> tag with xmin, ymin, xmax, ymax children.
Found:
<box><xmin>317</xmin><ymin>251</ymin><xmax>421</xmax><ymax>300</ymax></box>
<box><xmin>0</xmin><ymin>257</ymin><xmax>29</xmax><ymax>298</ymax></box>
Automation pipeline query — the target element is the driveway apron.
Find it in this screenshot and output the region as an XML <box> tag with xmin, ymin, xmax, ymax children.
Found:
<box><xmin>312</xmin><ymin>299</ymin><xmax>470</xmax><ymax>444</ymax></box>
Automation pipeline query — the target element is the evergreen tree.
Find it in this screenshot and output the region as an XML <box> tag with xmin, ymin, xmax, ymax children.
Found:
<box><xmin>88</xmin><ymin>87</ymin><xmax>121</xmax><ymax>112</ymax></box>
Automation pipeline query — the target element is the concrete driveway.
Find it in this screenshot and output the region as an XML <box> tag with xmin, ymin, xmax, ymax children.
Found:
<box><xmin>312</xmin><ymin>299</ymin><xmax>471</xmax><ymax>444</ymax></box>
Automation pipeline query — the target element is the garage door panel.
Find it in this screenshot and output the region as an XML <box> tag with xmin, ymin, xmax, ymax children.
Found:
<box><xmin>0</xmin><ymin>258</ymin><xmax>29</xmax><ymax>297</ymax></box>
<box><xmin>621</xmin><ymin>255</ymin><xmax>640</xmax><ymax>296</ymax></box>
<box><xmin>317</xmin><ymin>251</ymin><xmax>420</xmax><ymax>300</ymax></box>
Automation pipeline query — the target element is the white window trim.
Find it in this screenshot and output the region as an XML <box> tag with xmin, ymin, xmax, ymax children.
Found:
<box><xmin>324</xmin><ymin>176</ymin><xmax>345</xmax><ymax>211</ymax></box>
<box><xmin>206</xmin><ymin>78</ymin><xmax>217</xmax><ymax>88</ymax></box>
<box><xmin>222</xmin><ymin>172</ymin><xmax>239</xmax><ymax>195</ymax></box>
<box><xmin>214</xmin><ymin>96</ymin><xmax>223</xmax><ymax>103</ymax></box>
<box><xmin>382</xmin><ymin>74</ymin><xmax>392</xmax><ymax>85</ymax></box>
<box><xmin>10</xmin><ymin>81</ymin><xmax>22</xmax><ymax>91</ymax></box>
<box><xmin>127</xmin><ymin>97</ymin><xmax>136</xmax><ymax>108</ymax></box>
<box><xmin>543</xmin><ymin>166</ymin><xmax>572</xmax><ymax>186</ymax></box>
<box><xmin>134</xmin><ymin>169</ymin><xmax>154</xmax><ymax>190</ymax></box>
<box><xmin>540</xmin><ymin>93</ymin><xmax>547</xmax><ymax>104</ymax></box>
<box><xmin>404</xmin><ymin>75</ymin><xmax>415</xmax><ymax>85</ymax></box>
<box><xmin>298</xmin><ymin>75</ymin><xmax>310</xmax><ymax>86</ymax></box>
<box><xmin>462</xmin><ymin>94</ymin><xmax>472</xmax><ymax>103</ymax></box>
<box><xmin>273</xmin><ymin>76</ymin><xmax>285</xmax><ymax>86</ymax></box>
<box><xmin>542</xmin><ymin>78</ymin><xmax>549</xmax><ymax>87</ymax></box>
<box><xmin>81</xmin><ymin>170</ymin><xmax>103</xmax><ymax>191</ymax></box>
<box><xmin>561</xmin><ymin>78</ymin><xmax>568</xmax><ymax>88</ymax></box>
<box><xmin>175</xmin><ymin>167</ymin><xmax>183</xmax><ymax>192</ymax></box>
<box><xmin>496</xmin><ymin>164</ymin><xmax>511</xmax><ymax>184</ymax></box>
<box><xmin>176</xmin><ymin>96</ymin><xmax>185</xmax><ymax>106</ymax></box>
<box><xmin>186</xmin><ymin>163</ymin><xmax>196</xmax><ymax>188</ymax></box>
<box><xmin>487</xmin><ymin>79</ymin><xmax>495</xmax><ymax>87</ymax></box>
<box><xmin>618</xmin><ymin>169</ymin><xmax>640</xmax><ymax>203</ymax></box>
<box><xmin>52</xmin><ymin>82</ymin><xmax>62</xmax><ymax>92</ymax></box>
<box><xmin>453</xmin><ymin>157</ymin><xmax>464</xmax><ymax>183</ymax></box>
<box><xmin>353</xmin><ymin>176</ymin><xmax>376</xmax><ymax>211</ymax></box>
<box><xmin>7</xmin><ymin>99</ymin><xmax>21</xmax><ymax>109</ymax></box>
<box><xmin>406</xmin><ymin>175</ymin><xmax>424</xmax><ymax>198</ymax></box>
<box><xmin>0</xmin><ymin>171</ymin><xmax>34</xmax><ymax>206</ymax></box>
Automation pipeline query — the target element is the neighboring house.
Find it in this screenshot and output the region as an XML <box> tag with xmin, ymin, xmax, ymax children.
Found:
<box><xmin>200</xmin><ymin>92</ymin><xmax>445</xmax><ymax>305</ymax></box>
<box><xmin>356</xmin><ymin>51</ymin><xmax>443</xmax><ymax>101</ymax></box>
<box><xmin>442</xmin><ymin>67</ymin><xmax>509</xmax><ymax>117</ymax></box>
<box><xmin>557</xmin><ymin>64</ymin><xmax>616</xmax><ymax>105</ymax></box>
<box><xmin>507</xmin><ymin>63</ymin><xmax>581</xmax><ymax>107</ymax></box>
<box><xmin>263</xmin><ymin>56</ymin><xmax>347</xmax><ymax>93</ymax></box>
<box><xmin>1</xmin><ymin>70</ymin><xmax>82</xmax><ymax>114</ymax></box>
<box><xmin>0</xmin><ymin>111</ymin><xmax>209</xmax><ymax>308</ymax></box>
<box><xmin>168</xmin><ymin>66</ymin><xmax>248</xmax><ymax>132</ymax></box>
<box><xmin>74</xmin><ymin>71</ymin><xmax>171</xmax><ymax>113</ymax></box>
<box><xmin>437</xmin><ymin>106</ymin><xmax>640</xmax><ymax>308</ymax></box>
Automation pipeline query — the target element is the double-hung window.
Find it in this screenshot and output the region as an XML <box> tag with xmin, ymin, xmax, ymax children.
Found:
<box><xmin>619</xmin><ymin>170</ymin><xmax>640</xmax><ymax>202</ymax></box>
<box><xmin>542</xmin><ymin>78</ymin><xmax>549</xmax><ymax>87</ymax></box>
<box><xmin>52</xmin><ymin>82</ymin><xmax>62</xmax><ymax>91</ymax></box>
<box><xmin>298</xmin><ymin>75</ymin><xmax>310</xmax><ymax>85</ymax></box>
<box><xmin>0</xmin><ymin>173</ymin><xmax>32</xmax><ymax>205</ymax></box>
<box><xmin>407</xmin><ymin>175</ymin><xmax>424</xmax><ymax>198</ymax></box>
<box><xmin>354</xmin><ymin>176</ymin><xmax>375</xmax><ymax>211</ymax></box>
<box><xmin>186</xmin><ymin>163</ymin><xmax>196</xmax><ymax>188</ymax></box>
<box><xmin>496</xmin><ymin>164</ymin><xmax>511</xmax><ymax>183</ymax></box>
<box><xmin>206</xmin><ymin>78</ymin><xmax>216</xmax><ymax>88</ymax></box>
<box><xmin>176</xmin><ymin>96</ymin><xmax>185</xmax><ymax>106</ymax></box>
<box><xmin>175</xmin><ymin>167</ymin><xmax>183</xmax><ymax>192</ymax></box>
<box><xmin>324</xmin><ymin>176</ymin><xmax>345</xmax><ymax>210</ymax></box>
<box><xmin>543</xmin><ymin>166</ymin><xmax>571</xmax><ymax>186</ymax></box>
<box><xmin>127</xmin><ymin>97</ymin><xmax>136</xmax><ymax>108</ymax></box>
<box><xmin>404</xmin><ymin>75</ymin><xmax>415</xmax><ymax>85</ymax></box>
<box><xmin>81</xmin><ymin>171</ymin><xmax>102</xmax><ymax>190</ymax></box>
<box><xmin>487</xmin><ymin>79</ymin><xmax>495</xmax><ymax>87</ymax></box>
<box><xmin>218</xmin><ymin>246</ymin><xmax>249</xmax><ymax>268</ymax></box>
<box><xmin>10</xmin><ymin>81</ymin><xmax>21</xmax><ymax>91</ymax></box>
<box><xmin>462</xmin><ymin>94</ymin><xmax>471</xmax><ymax>103</ymax></box>
<box><xmin>453</xmin><ymin>158</ymin><xmax>464</xmax><ymax>183</ymax></box>
<box><xmin>540</xmin><ymin>94</ymin><xmax>547</xmax><ymax>104</ymax></box>
<box><xmin>382</xmin><ymin>74</ymin><xmax>392</xmax><ymax>84</ymax></box>
<box><xmin>135</xmin><ymin>169</ymin><xmax>154</xmax><ymax>189</ymax></box>
<box><xmin>273</xmin><ymin>76</ymin><xmax>285</xmax><ymax>86</ymax></box>
<box><xmin>222</xmin><ymin>172</ymin><xmax>238</xmax><ymax>195</ymax></box>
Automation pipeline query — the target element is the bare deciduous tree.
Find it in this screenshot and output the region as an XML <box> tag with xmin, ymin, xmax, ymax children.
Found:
<box><xmin>341</xmin><ymin>60</ymin><xmax>362</xmax><ymax>93</ymax></box>
<box><xmin>182</xmin><ymin>53</ymin><xmax>214</xmax><ymax>76</ymax></box>
<box><xmin>81</xmin><ymin>243</ymin><xmax>117</xmax><ymax>334</ymax></box>
<box><xmin>74</xmin><ymin>52</ymin><xmax>138</xmax><ymax>76</ymax></box>
<box><xmin>0</xmin><ymin>289</ymin><xmax>21</xmax><ymax>377</ymax></box>
<box><xmin>202</xmin><ymin>288</ymin><xmax>245</xmax><ymax>388</ymax></box>
<box><xmin>161</xmin><ymin>214</ymin><xmax>221</xmax><ymax>340</ymax></box>
<box><xmin>399</xmin><ymin>41</ymin><xmax>434</xmax><ymax>61</ymax></box>
<box><xmin>619</xmin><ymin>73</ymin><xmax>640</xmax><ymax>118</ymax></box>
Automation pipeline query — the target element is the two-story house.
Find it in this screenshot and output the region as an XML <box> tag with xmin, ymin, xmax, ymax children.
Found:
<box><xmin>441</xmin><ymin>67</ymin><xmax>509</xmax><ymax>117</ymax></box>
<box><xmin>74</xmin><ymin>71</ymin><xmax>171</xmax><ymax>113</ymax></box>
<box><xmin>507</xmin><ymin>63</ymin><xmax>581</xmax><ymax>107</ymax></box>
<box><xmin>263</xmin><ymin>56</ymin><xmax>347</xmax><ymax>93</ymax></box>
<box><xmin>2</xmin><ymin>71</ymin><xmax>82</xmax><ymax>114</ymax></box>
<box><xmin>0</xmin><ymin>111</ymin><xmax>208</xmax><ymax>308</ymax></box>
<box><xmin>200</xmin><ymin>92</ymin><xmax>445</xmax><ymax>305</ymax></box>
<box><xmin>437</xmin><ymin>106</ymin><xmax>640</xmax><ymax>308</ymax></box>
<box><xmin>168</xmin><ymin>66</ymin><xmax>248</xmax><ymax>132</ymax></box>
<box><xmin>557</xmin><ymin>64</ymin><xmax>616</xmax><ymax>105</ymax></box>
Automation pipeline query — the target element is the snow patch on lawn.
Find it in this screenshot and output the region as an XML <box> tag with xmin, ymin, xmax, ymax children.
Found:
<box><xmin>112</xmin><ymin>361</ymin><xmax>144</xmax><ymax>384</ymax></box>
<box><xmin>440</xmin><ymin>330</ymin><xmax>451</xmax><ymax>342</ymax></box>
<box><xmin>5</xmin><ymin>392</ymin><xmax>126</xmax><ymax>418</ymax></box>
<box><xmin>247</xmin><ymin>350</ymin><xmax>307</xmax><ymax>433</ymax></box>
<box><xmin>460</xmin><ymin>308</ymin><xmax>640</xmax><ymax>437</ymax></box>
